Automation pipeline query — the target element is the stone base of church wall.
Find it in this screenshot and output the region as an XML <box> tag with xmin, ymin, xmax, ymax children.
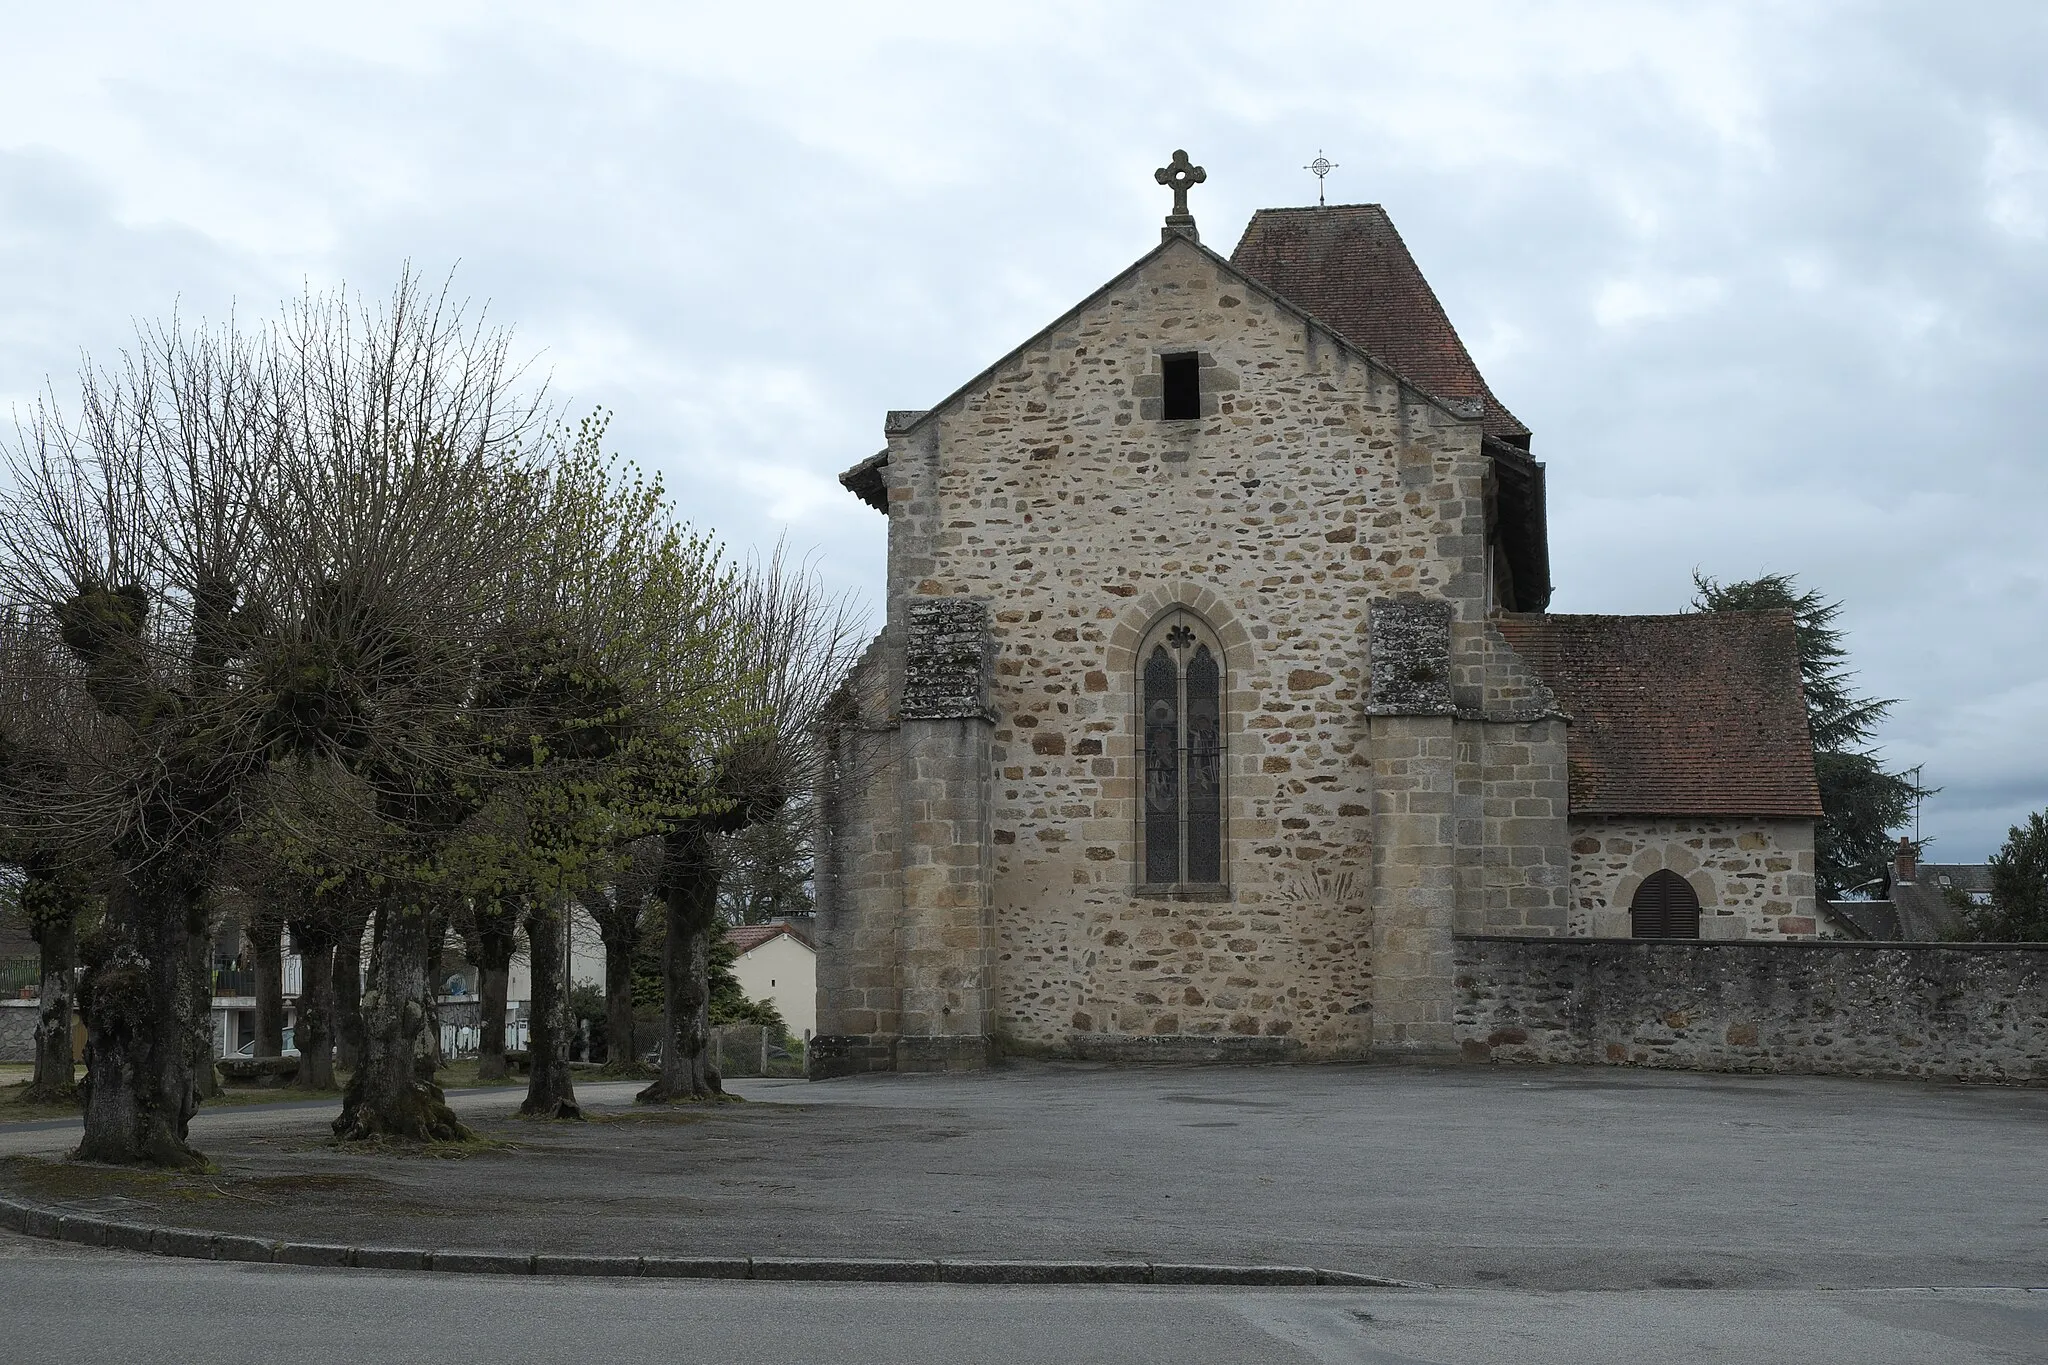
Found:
<box><xmin>1061</xmin><ymin>1032</ymin><xmax>1310</xmax><ymax>1065</ymax></box>
<box><xmin>807</xmin><ymin>1033</ymin><xmax>898</xmax><ymax>1079</ymax></box>
<box><xmin>895</xmin><ymin>1034</ymin><xmax>993</xmax><ymax>1073</ymax></box>
<box><xmin>1365</xmin><ymin>1025</ymin><xmax>1464</xmax><ymax>1064</ymax></box>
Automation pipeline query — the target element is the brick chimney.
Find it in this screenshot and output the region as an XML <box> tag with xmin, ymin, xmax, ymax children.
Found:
<box><xmin>1893</xmin><ymin>836</ymin><xmax>1917</xmax><ymax>887</ymax></box>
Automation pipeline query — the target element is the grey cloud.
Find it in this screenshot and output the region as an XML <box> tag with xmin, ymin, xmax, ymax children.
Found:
<box><xmin>2</xmin><ymin>2</ymin><xmax>2043</xmax><ymax>858</ymax></box>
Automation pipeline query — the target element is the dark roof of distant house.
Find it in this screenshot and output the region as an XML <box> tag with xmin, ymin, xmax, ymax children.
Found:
<box><xmin>1494</xmin><ymin>611</ymin><xmax>1823</xmax><ymax>818</ymax></box>
<box><xmin>1917</xmin><ymin>863</ymin><xmax>1992</xmax><ymax>892</ymax></box>
<box><xmin>1822</xmin><ymin>900</ymin><xmax>1901</xmax><ymax>940</ymax></box>
<box><xmin>1230</xmin><ymin>205</ymin><xmax>1530</xmax><ymax>443</ymax></box>
<box><xmin>726</xmin><ymin>923</ymin><xmax>815</xmax><ymax>955</ymax></box>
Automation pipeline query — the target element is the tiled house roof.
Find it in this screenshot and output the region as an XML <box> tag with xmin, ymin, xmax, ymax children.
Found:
<box><xmin>1494</xmin><ymin>611</ymin><xmax>1823</xmax><ymax>818</ymax></box>
<box><xmin>726</xmin><ymin>923</ymin><xmax>815</xmax><ymax>955</ymax></box>
<box><xmin>1230</xmin><ymin>205</ymin><xmax>1530</xmax><ymax>443</ymax></box>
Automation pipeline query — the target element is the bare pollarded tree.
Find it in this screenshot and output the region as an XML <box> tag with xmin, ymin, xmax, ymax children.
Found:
<box><xmin>0</xmin><ymin>609</ymin><xmax>105</xmax><ymax>1103</ymax></box>
<box><xmin>0</xmin><ymin>313</ymin><xmax>288</xmax><ymax>1167</ymax></box>
<box><xmin>0</xmin><ymin>269</ymin><xmax>548</xmax><ymax>1165</ymax></box>
<box><xmin>639</xmin><ymin>547</ymin><xmax>862</xmax><ymax>1103</ymax></box>
<box><xmin>264</xmin><ymin>274</ymin><xmax>550</xmax><ymax>1144</ymax></box>
<box><xmin>443</xmin><ymin>419</ymin><xmax>732</xmax><ymax>1121</ymax></box>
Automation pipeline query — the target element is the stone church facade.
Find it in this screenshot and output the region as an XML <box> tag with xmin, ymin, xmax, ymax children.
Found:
<box><xmin>813</xmin><ymin>157</ymin><xmax>1823</xmax><ymax>1074</ymax></box>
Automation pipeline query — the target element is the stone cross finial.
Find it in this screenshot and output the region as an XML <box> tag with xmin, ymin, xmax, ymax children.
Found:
<box><xmin>1155</xmin><ymin>149</ymin><xmax>1206</xmax><ymax>240</ymax></box>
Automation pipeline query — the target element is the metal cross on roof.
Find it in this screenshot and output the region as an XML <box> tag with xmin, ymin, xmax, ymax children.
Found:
<box><xmin>1305</xmin><ymin>150</ymin><xmax>1337</xmax><ymax>207</ymax></box>
<box><xmin>1155</xmin><ymin>149</ymin><xmax>1207</xmax><ymax>227</ymax></box>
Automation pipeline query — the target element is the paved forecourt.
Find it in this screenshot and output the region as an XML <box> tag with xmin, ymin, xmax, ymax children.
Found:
<box><xmin>2</xmin><ymin>1062</ymin><xmax>2043</xmax><ymax>1292</ymax></box>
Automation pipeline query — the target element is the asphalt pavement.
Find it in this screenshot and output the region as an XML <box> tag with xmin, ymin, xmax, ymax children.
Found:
<box><xmin>7</xmin><ymin>1064</ymin><xmax>2046</xmax><ymax>1361</ymax></box>
<box><xmin>4</xmin><ymin>1062</ymin><xmax>2044</xmax><ymax>1293</ymax></box>
<box><xmin>1</xmin><ymin>1234</ymin><xmax>2041</xmax><ymax>1364</ymax></box>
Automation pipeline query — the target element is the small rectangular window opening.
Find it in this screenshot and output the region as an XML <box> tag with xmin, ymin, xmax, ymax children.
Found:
<box><xmin>1161</xmin><ymin>352</ymin><xmax>1201</xmax><ymax>420</ymax></box>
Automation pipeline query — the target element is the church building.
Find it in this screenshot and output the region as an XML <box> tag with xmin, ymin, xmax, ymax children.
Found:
<box><xmin>812</xmin><ymin>152</ymin><xmax>1823</xmax><ymax>1074</ymax></box>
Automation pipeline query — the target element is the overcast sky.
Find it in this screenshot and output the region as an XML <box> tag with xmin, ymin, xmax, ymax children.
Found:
<box><xmin>3</xmin><ymin>2</ymin><xmax>2044</xmax><ymax>860</ymax></box>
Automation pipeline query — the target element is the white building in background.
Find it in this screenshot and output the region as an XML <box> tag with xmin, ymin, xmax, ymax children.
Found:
<box><xmin>726</xmin><ymin>923</ymin><xmax>817</xmax><ymax>1040</ymax></box>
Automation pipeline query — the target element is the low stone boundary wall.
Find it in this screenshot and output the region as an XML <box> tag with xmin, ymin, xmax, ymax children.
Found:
<box><xmin>1454</xmin><ymin>935</ymin><xmax>2046</xmax><ymax>1083</ymax></box>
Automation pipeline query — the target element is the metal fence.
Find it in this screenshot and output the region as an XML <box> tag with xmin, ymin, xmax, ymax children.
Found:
<box><xmin>211</xmin><ymin>968</ymin><xmax>257</xmax><ymax>998</ymax></box>
<box><xmin>709</xmin><ymin>1024</ymin><xmax>804</xmax><ymax>1078</ymax></box>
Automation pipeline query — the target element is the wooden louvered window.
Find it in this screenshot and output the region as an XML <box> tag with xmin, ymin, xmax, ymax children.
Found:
<box><xmin>1140</xmin><ymin>612</ymin><xmax>1225</xmax><ymax>887</ymax></box>
<box><xmin>1630</xmin><ymin>869</ymin><xmax>1701</xmax><ymax>939</ymax></box>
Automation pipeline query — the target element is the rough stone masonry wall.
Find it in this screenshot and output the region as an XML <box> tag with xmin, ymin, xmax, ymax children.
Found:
<box><xmin>1569</xmin><ymin>817</ymin><xmax>1821</xmax><ymax>939</ymax></box>
<box><xmin>1460</xmin><ymin>622</ymin><xmax>1572</xmax><ymax>937</ymax></box>
<box><xmin>812</xmin><ymin>642</ymin><xmax>904</xmax><ymax>1073</ymax></box>
<box><xmin>1455</xmin><ymin>936</ymin><xmax>2047</xmax><ymax>1083</ymax></box>
<box><xmin>891</xmin><ymin>239</ymin><xmax>1496</xmax><ymax>1057</ymax></box>
<box><xmin>0</xmin><ymin>1001</ymin><xmax>36</xmax><ymax>1063</ymax></box>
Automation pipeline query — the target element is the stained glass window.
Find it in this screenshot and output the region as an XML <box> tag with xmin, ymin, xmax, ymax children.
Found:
<box><xmin>1143</xmin><ymin>645</ymin><xmax>1180</xmax><ymax>884</ymax></box>
<box><xmin>1138</xmin><ymin>616</ymin><xmax>1225</xmax><ymax>887</ymax></box>
<box><xmin>1185</xmin><ymin>645</ymin><xmax>1221</xmax><ymax>884</ymax></box>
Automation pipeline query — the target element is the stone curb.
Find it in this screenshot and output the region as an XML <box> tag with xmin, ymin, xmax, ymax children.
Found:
<box><xmin>0</xmin><ymin>1194</ymin><xmax>1422</xmax><ymax>1288</ymax></box>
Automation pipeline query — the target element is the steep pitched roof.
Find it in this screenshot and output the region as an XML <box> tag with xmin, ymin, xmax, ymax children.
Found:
<box><xmin>1493</xmin><ymin>611</ymin><xmax>1823</xmax><ymax>818</ymax></box>
<box><xmin>839</xmin><ymin>230</ymin><xmax>1487</xmax><ymax>479</ymax></box>
<box><xmin>1230</xmin><ymin>205</ymin><xmax>1529</xmax><ymax>443</ymax></box>
<box><xmin>726</xmin><ymin>922</ymin><xmax>815</xmax><ymax>955</ymax></box>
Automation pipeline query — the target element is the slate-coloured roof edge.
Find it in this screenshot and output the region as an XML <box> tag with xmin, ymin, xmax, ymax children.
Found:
<box><xmin>839</xmin><ymin>449</ymin><xmax>889</xmax><ymax>512</ymax></box>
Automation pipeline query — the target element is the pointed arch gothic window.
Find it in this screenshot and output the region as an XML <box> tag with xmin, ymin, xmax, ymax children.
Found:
<box><xmin>1139</xmin><ymin>611</ymin><xmax>1225</xmax><ymax>887</ymax></box>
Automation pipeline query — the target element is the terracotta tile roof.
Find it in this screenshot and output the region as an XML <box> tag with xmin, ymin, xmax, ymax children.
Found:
<box><xmin>1229</xmin><ymin>205</ymin><xmax>1530</xmax><ymax>443</ymax></box>
<box><xmin>1494</xmin><ymin>611</ymin><xmax>1823</xmax><ymax>818</ymax></box>
<box><xmin>726</xmin><ymin>922</ymin><xmax>815</xmax><ymax>955</ymax></box>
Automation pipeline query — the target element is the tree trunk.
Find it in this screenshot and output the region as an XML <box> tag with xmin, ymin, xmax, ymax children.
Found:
<box><xmin>332</xmin><ymin>893</ymin><xmax>468</xmax><ymax>1142</ymax></box>
<box><xmin>27</xmin><ymin>903</ymin><xmax>77</xmax><ymax>1103</ymax></box>
<box><xmin>422</xmin><ymin>903</ymin><xmax>449</xmax><ymax>1070</ymax></box>
<box><xmin>248</xmin><ymin>914</ymin><xmax>285</xmax><ymax>1058</ymax></box>
<box><xmin>603</xmin><ymin>931</ymin><xmax>636</xmax><ymax>1071</ymax></box>
<box><xmin>467</xmin><ymin>908</ymin><xmax>517</xmax><ymax>1082</ymax></box>
<box><xmin>520</xmin><ymin>899</ymin><xmax>581</xmax><ymax>1119</ymax></box>
<box><xmin>289</xmin><ymin>922</ymin><xmax>337</xmax><ymax>1091</ymax></box>
<box><xmin>74</xmin><ymin>866</ymin><xmax>209</xmax><ymax>1169</ymax></box>
<box><xmin>187</xmin><ymin>909</ymin><xmax>221</xmax><ymax>1102</ymax></box>
<box><xmin>638</xmin><ymin>822</ymin><xmax>723</xmax><ymax>1103</ymax></box>
<box><xmin>332</xmin><ymin>911</ymin><xmax>367</xmax><ymax>1072</ymax></box>
<box><xmin>477</xmin><ymin>961</ymin><xmax>511</xmax><ymax>1081</ymax></box>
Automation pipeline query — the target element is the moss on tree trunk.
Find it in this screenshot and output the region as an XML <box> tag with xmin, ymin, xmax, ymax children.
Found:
<box><xmin>333</xmin><ymin>896</ymin><xmax>470</xmax><ymax>1144</ymax></box>
<box><xmin>74</xmin><ymin>870</ymin><xmax>209</xmax><ymax>1170</ymax></box>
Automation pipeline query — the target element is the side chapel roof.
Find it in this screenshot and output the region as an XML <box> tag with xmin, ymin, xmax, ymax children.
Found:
<box><xmin>1230</xmin><ymin>205</ymin><xmax>1529</xmax><ymax>444</ymax></box>
<box><xmin>1493</xmin><ymin>611</ymin><xmax>1824</xmax><ymax>819</ymax></box>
